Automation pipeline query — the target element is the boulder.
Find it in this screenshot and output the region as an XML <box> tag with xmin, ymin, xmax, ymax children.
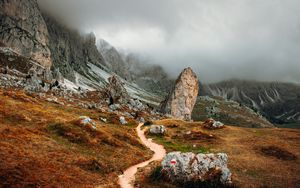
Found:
<box><xmin>106</xmin><ymin>75</ymin><xmax>129</xmax><ymax>104</ymax></box>
<box><xmin>119</xmin><ymin>116</ymin><xmax>127</xmax><ymax>125</ymax></box>
<box><xmin>138</xmin><ymin>117</ymin><xmax>145</xmax><ymax>123</ymax></box>
<box><xmin>78</xmin><ymin>116</ymin><xmax>97</xmax><ymax>130</ymax></box>
<box><xmin>162</xmin><ymin>152</ymin><xmax>232</xmax><ymax>185</ymax></box>
<box><xmin>100</xmin><ymin>117</ymin><xmax>107</xmax><ymax>123</ymax></box>
<box><xmin>128</xmin><ymin>98</ymin><xmax>145</xmax><ymax>111</ymax></box>
<box><xmin>149</xmin><ymin>125</ymin><xmax>166</xmax><ymax>134</ymax></box>
<box><xmin>109</xmin><ymin>104</ymin><xmax>121</xmax><ymax>111</ymax></box>
<box><xmin>203</xmin><ymin>118</ymin><xmax>224</xmax><ymax>129</ymax></box>
<box><xmin>160</xmin><ymin>67</ymin><xmax>199</xmax><ymax>121</ymax></box>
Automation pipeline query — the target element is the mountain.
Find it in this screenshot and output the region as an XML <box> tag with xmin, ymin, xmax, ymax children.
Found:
<box><xmin>203</xmin><ymin>79</ymin><xmax>300</xmax><ymax>127</ymax></box>
<box><xmin>97</xmin><ymin>39</ymin><xmax>174</xmax><ymax>95</ymax></box>
<box><xmin>0</xmin><ymin>0</ymin><xmax>161</xmax><ymax>105</ymax></box>
<box><xmin>97</xmin><ymin>39</ymin><xmax>131</xmax><ymax>80</ymax></box>
<box><xmin>0</xmin><ymin>0</ymin><xmax>51</xmax><ymax>68</ymax></box>
<box><xmin>192</xmin><ymin>96</ymin><xmax>274</xmax><ymax>128</ymax></box>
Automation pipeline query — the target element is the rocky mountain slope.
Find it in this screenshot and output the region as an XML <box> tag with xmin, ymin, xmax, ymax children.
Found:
<box><xmin>202</xmin><ymin>80</ymin><xmax>300</xmax><ymax>127</ymax></box>
<box><xmin>43</xmin><ymin>14</ymin><xmax>107</xmax><ymax>83</ymax></box>
<box><xmin>97</xmin><ymin>39</ymin><xmax>130</xmax><ymax>81</ymax></box>
<box><xmin>192</xmin><ymin>96</ymin><xmax>274</xmax><ymax>128</ymax></box>
<box><xmin>98</xmin><ymin>39</ymin><xmax>174</xmax><ymax>95</ymax></box>
<box><xmin>0</xmin><ymin>0</ymin><xmax>162</xmax><ymax>106</ymax></box>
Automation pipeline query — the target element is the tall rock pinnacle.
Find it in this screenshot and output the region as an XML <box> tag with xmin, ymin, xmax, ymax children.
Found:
<box><xmin>160</xmin><ymin>67</ymin><xmax>199</xmax><ymax>121</ymax></box>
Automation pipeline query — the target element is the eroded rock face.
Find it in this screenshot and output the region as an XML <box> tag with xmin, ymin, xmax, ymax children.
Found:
<box><xmin>162</xmin><ymin>152</ymin><xmax>232</xmax><ymax>185</ymax></box>
<box><xmin>0</xmin><ymin>0</ymin><xmax>52</xmax><ymax>68</ymax></box>
<box><xmin>106</xmin><ymin>75</ymin><xmax>129</xmax><ymax>104</ymax></box>
<box><xmin>160</xmin><ymin>67</ymin><xmax>199</xmax><ymax>121</ymax></box>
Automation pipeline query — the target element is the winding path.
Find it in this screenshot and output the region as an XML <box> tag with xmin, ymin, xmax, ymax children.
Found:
<box><xmin>118</xmin><ymin>123</ymin><xmax>166</xmax><ymax>188</ymax></box>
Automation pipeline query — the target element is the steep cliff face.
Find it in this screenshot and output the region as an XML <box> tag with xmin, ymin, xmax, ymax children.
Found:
<box><xmin>0</xmin><ymin>0</ymin><xmax>108</xmax><ymax>81</ymax></box>
<box><xmin>43</xmin><ymin>14</ymin><xmax>107</xmax><ymax>82</ymax></box>
<box><xmin>98</xmin><ymin>39</ymin><xmax>130</xmax><ymax>80</ymax></box>
<box><xmin>0</xmin><ymin>0</ymin><xmax>51</xmax><ymax>68</ymax></box>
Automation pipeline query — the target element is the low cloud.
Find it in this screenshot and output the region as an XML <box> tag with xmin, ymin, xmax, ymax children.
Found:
<box><xmin>38</xmin><ymin>0</ymin><xmax>300</xmax><ymax>83</ymax></box>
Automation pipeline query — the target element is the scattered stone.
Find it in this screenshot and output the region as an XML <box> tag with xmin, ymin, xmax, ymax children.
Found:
<box><xmin>128</xmin><ymin>98</ymin><xmax>145</xmax><ymax>111</ymax></box>
<box><xmin>149</xmin><ymin>125</ymin><xmax>166</xmax><ymax>134</ymax></box>
<box><xmin>78</xmin><ymin>116</ymin><xmax>97</xmax><ymax>129</ymax></box>
<box><xmin>138</xmin><ymin>117</ymin><xmax>145</xmax><ymax>123</ymax></box>
<box><xmin>46</xmin><ymin>97</ymin><xmax>58</xmax><ymax>103</ymax></box>
<box><xmin>160</xmin><ymin>67</ymin><xmax>199</xmax><ymax>121</ymax></box>
<box><xmin>124</xmin><ymin>112</ymin><xmax>134</xmax><ymax>118</ymax></box>
<box><xmin>119</xmin><ymin>116</ymin><xmax>127</xmax><ymax>125</ymax></box>
<box><xmin>46</xmin><ymin>97</ymin><xmax>64</xmax><ymax>105</ymax></box>
<box><xmin>162</xmin><ymin>152</ymin><xmax>232</xmax><ymax>185</ymax></box>
<box><xmin>203</xmin><ymin>118</ymin><xmax>225</xmax><ymax>129</ymax></box>
<box><xmin>100</xmin><ymin>117</ymin><xmax>107</xmax><ymax>123</ymax></box>
<box><xmin>109</xmin><ymin>104</ymin><xmax>121</xmax><ymax>111</ymax></box>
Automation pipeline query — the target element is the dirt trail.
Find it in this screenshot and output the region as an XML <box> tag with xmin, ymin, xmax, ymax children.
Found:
<box><xmin>118</xmin><ymin>123</ymin><xmax>166</xmax><ymax>188</ymax></box>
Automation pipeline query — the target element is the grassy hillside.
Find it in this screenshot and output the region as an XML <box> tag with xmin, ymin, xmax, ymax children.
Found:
<box><xmin>136</xmin><ymin>119</ymin><xmax>300</xmax><ymax>187</ymax></box>
<box><xmin>0</xmin><ymin>89</ymin><xmax>152</xmax><ymax>187</ymax></box>
<box><xmin>192</xmin><ymin>96</ymin><xmax>273</xmax><ymax>128</ymax></box>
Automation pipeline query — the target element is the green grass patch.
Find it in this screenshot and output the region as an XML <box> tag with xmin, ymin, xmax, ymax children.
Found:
<box><xmin>152</xmin><ymin>135</ymin><xmax>210</xmax><ymax>153</ymax></box>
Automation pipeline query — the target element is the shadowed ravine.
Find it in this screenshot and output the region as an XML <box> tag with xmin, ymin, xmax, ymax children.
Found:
<box><xmin>118</xmin><ymin>123</ymin><xmax>166</xmax><ymax>188</ymax></box>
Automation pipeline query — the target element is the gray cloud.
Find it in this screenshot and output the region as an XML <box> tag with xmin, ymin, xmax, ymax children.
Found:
<box><xmin>38</xmin><ymin>0</ymin><xmax>300</xmax><ymax>83</ymax></box>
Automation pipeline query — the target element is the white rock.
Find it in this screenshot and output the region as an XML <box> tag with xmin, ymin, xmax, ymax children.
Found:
<box><xmin>78</xmin><ymin>116</ymin><xmax>97</xmax><ymax>129</ymax></box>
<box><xmin>149</xmin><ymin>125</ymin><xmax>166</xmax><ymax>134</ymax></box>
<box><xmin>203</xmin><ymin>118</ymin><xmax>224</xmax><ymax>129</ymax></box>
<box><xmin>162</xmin><ymin>152</ymin><xmax>232</xmax><ymax>184</ymax></box>
<box><xmin>100</xmin><ymin>117</ymin><xmax>107</xmax><ymax>123</ymax></box>
<box><xmin>119</xmin><ymin>116</ymin><xmax>127</xmax><ymax>125</ymax></box>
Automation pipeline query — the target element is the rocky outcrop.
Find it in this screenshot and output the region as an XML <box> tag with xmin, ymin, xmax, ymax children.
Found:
<box><xmin>149</xmin><ymin>125</ymin><xmax>166</xmax><ymax>134</ymax></box>
<box><xmin>0</xmin><ymin>0</ymin><xmax>108</xmax><ymax>83</ymax></box>
<box><xmin>162</xmin><ymin>152</ymin><xmax>232</xmax><ymax>185</ymax></box>
<box><xmin>203</xmin><ymin>118</ymin><xmax>224</xmax><ymax>129</ymax></box>
<box><xmin>106</xmin><ymin>75</ymin><xmax>129</xmax><ymax>104</ymax></box>
<box><xmin>77</xmin><ymin>116</ymin><xmax>97</xmax><ymax>130</ymax></box>
<box><xmin>0</xmin><ymin>0</ymin><xmax>52</xmax><ymax>68</ymax></box>
<box><xmin>160</xmin><ymin>67</ymin><xmax>199</xmax><ymax>121</ymax></box>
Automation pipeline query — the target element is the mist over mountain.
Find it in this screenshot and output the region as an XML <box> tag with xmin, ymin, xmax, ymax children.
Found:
<box><xmin>37</xmin><ymin>0</ymin><xmax>300</xmax><ymax>83</ymax></box>
<box><xmin>97</xmin><ymin>39</ymin><xmax>174</xmax><ymax>94</ymax></box>
<box><xmin>1</xmin><ymin>1</ymin><xmax>300</xmax><ymax>187</ymax></box>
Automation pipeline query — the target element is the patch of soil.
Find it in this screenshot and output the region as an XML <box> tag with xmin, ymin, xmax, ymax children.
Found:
<box><xmin>260</xmin><ymin>146</ymin><xmax>297</xmax><ymax>161</ymax></box>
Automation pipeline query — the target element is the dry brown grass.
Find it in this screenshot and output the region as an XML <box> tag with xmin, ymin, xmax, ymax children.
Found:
<box><xmin>137</xmin><ymin>119</ymin><xmax>300</xmax><ymax>188</ymax></box>
<box><xmin>0</xmin><ymin>88</ymin><xmax>152</xmax><ymax>187</ymax></box>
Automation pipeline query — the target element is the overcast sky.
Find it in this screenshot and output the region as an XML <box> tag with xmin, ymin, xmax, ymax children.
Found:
<box><xmin>38</xmin><ymin>0</ymin><xmax>300</xmax><ymax>83</ymax></box>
